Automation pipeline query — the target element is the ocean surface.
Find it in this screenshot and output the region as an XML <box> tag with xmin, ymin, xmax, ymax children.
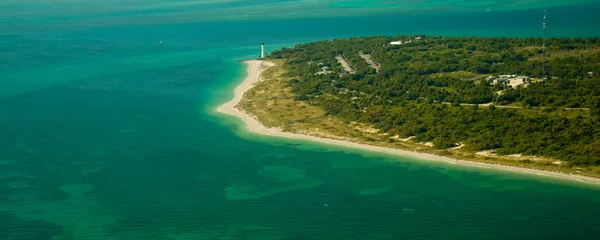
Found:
<box><xmin>2</xmin><ymin>1</ymin><xmax>600</xmax><ymax>239</ymax></box>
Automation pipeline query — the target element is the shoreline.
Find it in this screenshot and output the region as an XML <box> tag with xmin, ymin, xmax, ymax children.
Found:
<box><xmin>217</xmin><ymin>60</ymin><xmax>600</xmax><ymax>185</ymax></box>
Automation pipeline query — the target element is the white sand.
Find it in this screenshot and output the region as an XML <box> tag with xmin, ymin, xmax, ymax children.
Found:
<box><xmin>217</xmin><ymin>60</ymin><xmax>600</xmax><ymax>185</ymax></box>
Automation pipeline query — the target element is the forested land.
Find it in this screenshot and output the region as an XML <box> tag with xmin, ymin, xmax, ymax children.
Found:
<box><xmin>267</xmin><ymin>36</ymin><xmax>600</xmax><ymax>166</ymax></box>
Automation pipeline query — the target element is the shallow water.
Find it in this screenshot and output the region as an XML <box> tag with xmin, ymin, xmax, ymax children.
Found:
<box><xmin>2</xmin><ymin>1</ymin><xmax>600</xmax><ymax>239</ymax></box>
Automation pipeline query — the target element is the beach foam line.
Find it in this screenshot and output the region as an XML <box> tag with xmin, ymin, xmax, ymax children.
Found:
<box><xmin>217</xmin><ymin>60</ymin><xmax>600</xmax><ymax>186</ymax></box>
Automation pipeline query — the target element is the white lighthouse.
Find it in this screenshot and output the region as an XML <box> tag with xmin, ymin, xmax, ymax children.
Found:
<box><xmin>261</xmin><ymin>42</ymin><xmax>265</xmax><ymax>59</ymax></box>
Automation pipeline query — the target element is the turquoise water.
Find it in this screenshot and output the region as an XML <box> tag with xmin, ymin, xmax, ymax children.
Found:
<box><xmin>2</xmin><ymin>1</ymin><xmax>600</xmax><ymax>239</ymax></box>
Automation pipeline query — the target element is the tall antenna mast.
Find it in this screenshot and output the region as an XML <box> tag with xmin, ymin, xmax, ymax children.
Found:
<box><xmin>542</xmin><ymin>8</ymin><xmax>547</xmax><ymax>79</ymax></box>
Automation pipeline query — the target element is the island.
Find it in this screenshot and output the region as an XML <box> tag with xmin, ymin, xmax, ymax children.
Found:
<box><xmin>219</xmin><ymin>35</ymin><xmax>600</xmax><ymax>183</ymax></box>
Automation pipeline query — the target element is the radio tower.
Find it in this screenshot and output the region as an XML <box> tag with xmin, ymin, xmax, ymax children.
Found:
<box><xmin>542</xmin><ymin>9</ymin><xmax>547</xmax><ymax>79</ymax></box>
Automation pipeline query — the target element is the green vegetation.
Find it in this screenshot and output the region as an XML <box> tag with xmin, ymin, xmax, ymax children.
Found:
<box><xmin>266</xmin><ymin>36</ymin><xmax>600</xmax><ymax>168</ymax></box>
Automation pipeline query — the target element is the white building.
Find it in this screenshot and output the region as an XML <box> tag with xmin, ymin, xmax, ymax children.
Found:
<box><xmin>390</xmin><ymin>40</ymin><xmax>404</xmax><ymax>45</ymax></box>
<box><xmin>315</xmin><ymin>66</ymin><xmax>333</xmax><ymax>75</ymax></box>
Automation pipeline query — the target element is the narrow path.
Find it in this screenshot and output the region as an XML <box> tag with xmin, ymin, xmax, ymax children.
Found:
<box><xmin>441</xmin><ymin>102</ymin><xmax>522</xmax><ymax>109</ymax></box>
<box><xmin>440</xmin><ymin>102</ymin><xmax>589</xmax><ymax>111</ymax></box>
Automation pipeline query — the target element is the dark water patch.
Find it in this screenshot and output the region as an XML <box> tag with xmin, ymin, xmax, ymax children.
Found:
<box><xmin>0</xmin><ymin>211</ymin><xmax>65</xmax><ymax>240</ymax></box>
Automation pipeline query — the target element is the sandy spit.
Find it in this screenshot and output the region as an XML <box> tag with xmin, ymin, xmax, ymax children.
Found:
<box><xmin>217</xmin><ymin>60</ymin><xmax>600</xmax><ymax>185</ymax></box>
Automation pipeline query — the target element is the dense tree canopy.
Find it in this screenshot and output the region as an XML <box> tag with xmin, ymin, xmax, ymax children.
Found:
<box><xmin>268</xmin><ymin>35</ymin><xmax>600</xmax><ymax>166</ymax></box>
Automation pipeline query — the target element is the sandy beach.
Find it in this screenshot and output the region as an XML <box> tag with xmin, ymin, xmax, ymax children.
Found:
<box><xmin>217</xmin><ymin>60</ymin><xmax>600</xmax><ymax>185</ymax></box>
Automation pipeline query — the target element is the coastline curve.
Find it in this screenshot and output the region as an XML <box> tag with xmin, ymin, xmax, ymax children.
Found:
<box><xmin>217</xmin><ymin>60</ymin><xmax>600</xmax><ymax>186</ymax></box>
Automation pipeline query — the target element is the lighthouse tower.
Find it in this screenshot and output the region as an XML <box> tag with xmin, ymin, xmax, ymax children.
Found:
<box><xmin>261</xmin><ymin>42</ymin><xmax>265</xmax><ymax>59</ymax></box>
